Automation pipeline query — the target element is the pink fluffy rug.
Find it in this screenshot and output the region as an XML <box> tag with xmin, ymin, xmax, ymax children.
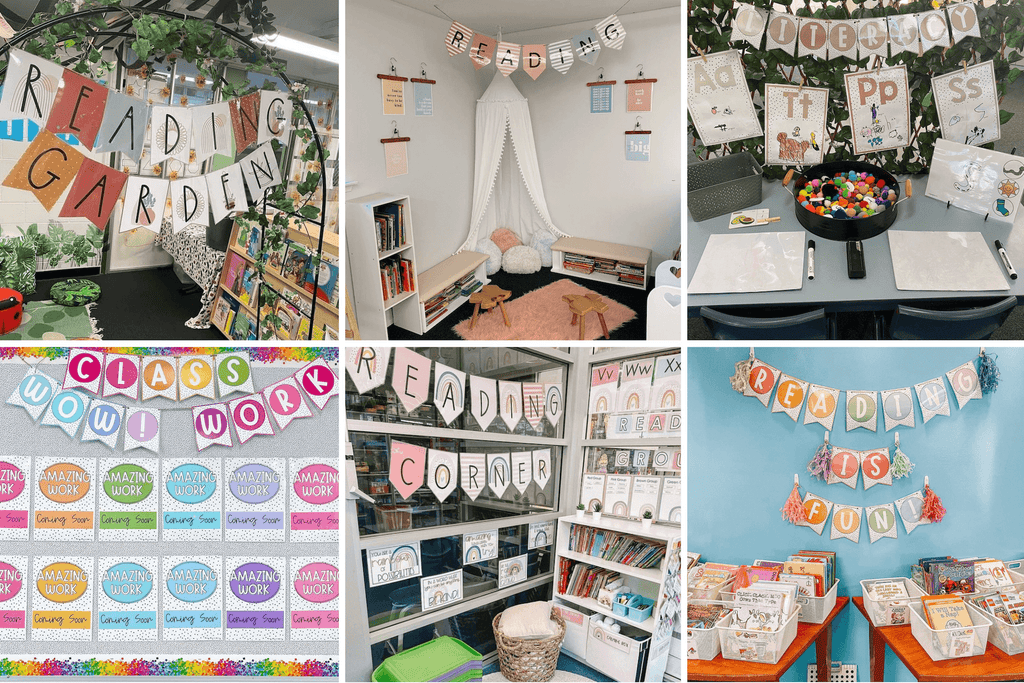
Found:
<box><xmin>453</xmin><ymin>279</ymin><xmax>636</xmax><ymax>340</ymax></box>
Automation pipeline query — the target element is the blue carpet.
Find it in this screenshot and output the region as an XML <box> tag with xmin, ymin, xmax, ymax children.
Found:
<box><xmin>482</xmin><ymin>653</ymin><xmax>611</xmax><ymax>682</ymax></box>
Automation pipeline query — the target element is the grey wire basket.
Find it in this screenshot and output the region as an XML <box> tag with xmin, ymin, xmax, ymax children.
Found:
<box><xmin>688</xmin><ymin>152</ymin><xmax>763</xmax><ymax>222</ymax></box>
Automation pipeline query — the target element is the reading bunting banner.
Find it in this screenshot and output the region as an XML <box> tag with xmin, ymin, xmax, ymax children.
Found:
<box><xmin>445</xmin><ymin>15</ymin><xmax>627</xmax><ymax>76</ymax></box>
<box><xmin>797</xmin><ymin>488</ymin><xmax>935</xmax><ymax>542</ymax></box>
<box><xmin>741</xmin><ymin>354</ymin><xmax>990</xmax><ymax>431</ymax></box>
<box><xmin>0</xmin><ymin>48</ymin><xmax>289</xmax><ymax>232</ymax></box>
<box><xmin>8</xmin><ymin>357</ymin><xmax>335</xmax><ymax>453</ymax></box>
<box><xmin>343</xmin><ymin>348</ymin><xmax>564</xmax><ymax>435</ymax></box>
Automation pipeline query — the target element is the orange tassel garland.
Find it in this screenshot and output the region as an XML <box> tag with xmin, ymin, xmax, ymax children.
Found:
<box><xmin>922</xmin><ymin>483</ymin><xmax>946</xmax><ymax>523</ymax></box>
<box><xmin>781</xmin><ymin>480</ymin><xmax>808</xmax><ymax>524</ymax></box>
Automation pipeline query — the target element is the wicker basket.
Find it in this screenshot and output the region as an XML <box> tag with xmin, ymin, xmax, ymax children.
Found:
<box><xmin>493</xmin><ymin>606</ymin><xmax>566</xmax><ymax>682</ymax></box>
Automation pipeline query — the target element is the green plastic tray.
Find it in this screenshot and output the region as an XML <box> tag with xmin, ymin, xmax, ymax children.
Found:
<box><xmin>371</xmin><ymin>636</ymin><xmax>483</xmax><ymax>682</ymax></box>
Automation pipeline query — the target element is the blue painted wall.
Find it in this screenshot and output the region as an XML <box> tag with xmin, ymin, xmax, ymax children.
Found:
<box><xmin>687</xmin><ymin>346</ymin><xmax>1023</xmax><ymax>682</ymax></box>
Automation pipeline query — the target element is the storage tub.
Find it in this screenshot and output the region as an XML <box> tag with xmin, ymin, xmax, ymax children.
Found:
<box><xmin>612</xmin><ymin>592</ymin><xmax>635</xmax><ymax>617</ymax></box>
<box><xmin>626</xmin><ymin>595</ymin><xmax>655</xmax><ymax>623</ymax></box>
<box><xmin>687</xmin><ymin>607</ymin><xmax>731</xmax><ymax>660</ymax></box>
<box><xmin>371</xmin><ymin>636</ymin><xmax>482</xmax><ymax>682</ymax></box>
<box><xmin>687</xmin><ymin>152</ymin><xmax>763</xmax><ymax>222</ymax></box>
<box><xmin>587</xmin><ymin>617</ymin><xmax>651</xmax><ymax>681</ymax></box>
<box><xmin>860</xmin><ymin>577</ymin><xmax>925</xmax><ymax>627</ymax></box>
<box><xmin>721</xmin><ymin>581</ymin><xmax>837</xmax><ymax>625</ymax></box>
<box><xmin>716</xmin><ymin>605</ymin><xmax>801</xmax><ymax>665</ymax></box>
<box><xmin>908</xmin><ymin>602</ymin><xmax>991</xmax><ymax>661</ymax></box>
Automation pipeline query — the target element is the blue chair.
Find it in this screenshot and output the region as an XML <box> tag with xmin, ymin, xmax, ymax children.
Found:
<box><xmin>882</xmin><ymin>296</ymin><xmax>1017</xmax><ymax>340</ymax></box>
<box><xmin>699</xmin><ymin>306</ymin><xmax>835</xmax><ymax>340</ymax></box>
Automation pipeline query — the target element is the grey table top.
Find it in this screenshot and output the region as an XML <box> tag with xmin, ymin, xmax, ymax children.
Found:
<box><xmin>687</xmin><ymin>177</ymin><xmax>1024</xmax><ymax>312</ymax></box>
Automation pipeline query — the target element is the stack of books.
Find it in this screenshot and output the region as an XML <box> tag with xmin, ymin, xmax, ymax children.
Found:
<box><xmin>567</xmin><ymin>524</ymin><xmax>666</xmax><ymax>569</ymax></box>
<box><xmin>562</xmin><ymin>252</ymin><xmax>595</xmax><ymax>274</ymax></box>
<box><xmin>422</xmin><ymin>271</ymin><xmax>480</xmax><ymax>325</ymax></box>
<box><xmin>912</xmin><ymin>556</ymin><xmax>976</xmax><ymax>595</ymax></box>
<box><xmin>921</xmin><ymin>593</ymin><xmax>978</xmax><ymax>657</ymax></box>
<box><xmin>616</xmin><ymin>261</ymin><xmax>646</xmax><ymax>286</ymax></box>
<box><xmin>593</xmin><ymin>257</ymin><xmax>618</xmax><ymax>276</ymax></box>
<box><xmin>557</xmin><ymin>557</ymin><xmax>621</xmax><ymax>599</ymax></box>
<box><xmin>688</xmin><ymin>603</ymin><xmax>730</xmax><ymax>630</ymax></box>
<box><xmin>380</xmin><ymin>256</ymin><xmax>414</xmax><ymax>301</ymax></box>
<box><xmin>374</xmin><ymin>202</ymin><xmax>406</xmax><ymax>253</ymax></box>
<box><xmin>864</xmin><ymin>579</ymin><xmax>913</xmax><ymax>625</ymax></box>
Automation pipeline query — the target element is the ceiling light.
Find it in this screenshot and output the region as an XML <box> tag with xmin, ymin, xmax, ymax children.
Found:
<box><xmin>253</xmin><ymin>32</ymin><xmax>340</xmax><ymax>65</ymax></box>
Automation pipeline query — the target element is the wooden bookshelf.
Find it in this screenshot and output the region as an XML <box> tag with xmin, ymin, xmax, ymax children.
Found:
<box><xmin>551</xmin><ymin>237</ymin><xmax>652</xmax><ymax>290</ymax></box>
<box><xmin>392</xmin><ymin>250</ymin><xmax>490</xmax><ymax>335</ymax></box>
<box><xmin>345</xmin><ymin>192</ymin><xmax>421</xmax><ymax>340</ymax></box>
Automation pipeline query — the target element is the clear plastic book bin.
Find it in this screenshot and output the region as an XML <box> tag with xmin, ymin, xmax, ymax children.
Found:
<box><xmin>859</xmin><ymin>578</ymin><xmax>925</xmax><ymax>627</ymax></box>
<box><xmin>688</xmin><ymin>566</ymin><xmax>734</xmax><ymax>601</ymax></box>
<box><xmin>968</xmin><ymin>564</ymin><xmax>1024</xmax><ymax>655</ymax></box>
<box><xmin>715</xmin><ymin>605</ymin><xmax>801</xmax><ymax>665</ymax></box>
<box><xmin>908</xmin><ymin>602</ymin><xmax>992</xmax><ymax>661</ymax></box>
<box><xmin>721</xmin><ymin>581</ymin><xmax>838</xmax><ymax>625</ymax></box>
<box><xmin>686</xmin><ymin>601</ymin><xmax>731</xmax><ymax>661</ymax></box>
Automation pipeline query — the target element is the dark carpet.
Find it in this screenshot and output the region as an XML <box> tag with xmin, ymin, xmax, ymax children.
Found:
<box><xmin>27</xmin><ymin>267</ymin><xmax>223</xmax><ymax>341</ymax></box>
<box><xmin>387</xmin><ymin>266</ymin><xmax>651</xmax><ymax>341</ymax></box>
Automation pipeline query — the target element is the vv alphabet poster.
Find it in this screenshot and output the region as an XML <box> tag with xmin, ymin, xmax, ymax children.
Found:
<box><xmin>844</xmin><ymin>66</ymin><xmax>911</xmax><ymax>155</ymax></box>
<box><xmin>764</xmin><ymin>83</ymin><xmax>829</xmax><ymax>166</ymax></box>
<box><xmin>931</xmin><ymin>61</ymin><xmax>1000</xmax><ymax>147</ymax></box>
<box><xmin>687</xmin><ymin>50</ymin><xmax>762</xmax><ymax>146</ymax></box>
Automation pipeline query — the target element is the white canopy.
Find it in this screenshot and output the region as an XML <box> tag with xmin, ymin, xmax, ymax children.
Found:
<box><xmin>457</xmin><ymin>72</ymin><xmax>570</xmax><ymax>253</ymax></box>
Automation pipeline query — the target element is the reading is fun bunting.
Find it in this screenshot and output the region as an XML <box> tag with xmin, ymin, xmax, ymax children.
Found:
<box><xmin>744</xmin><ymin>359</ymin><xmax>780</xmax><ymax>407</ymax></box>
<box><xmin>946</xmin><ymin>361</ymin><xmax>982</xmax><ymax>409</ymax></box>
<box><xmin>830</xmin><ymin>504</ymin><xmax>862</xmax><ymax>543</ymax></box>
<box><xmin>827</xmin><ymin>447</ymin><xmax>861</xmax><ymax>489</ymax></box>
<box><xmin>896</xmin><ymin>490</ymin><xmax>931</xmax><ymax>534</ymax></box>
<box><xmin>881</xmin><ymin>387</ymin><xmax>916</xmax><ymax>431</ymax></box>
<box><xmin>915</xmin><ymin>377</ymin><xmax>950</xmax><ymax>423</ymax></box>
<box><xmin>771</xmin><ymin>373</ymin><xmax>808</xmax><ymax>422</ymax></box>
<box><xmin>798</xmin><ymin>492</ymin><xmax>833</xmax><ymax>535</ymax></box>
<box><xmin>803</xmin><ymin>384</ymin><xmax>839</xmax><ymax>430</ymax></box>
<box><xmin>846</xmin><ymin>390</ymin><xmax>878</xmax><ymax>432</ymax></box>
<box><xmin>861</xmin><ymin>448</ymin><xmax>893</xmax><ymax>489</ymax></box>
<box><xmin>866</xmin><ymin>502</ymin><xmax>898</xmax><ymax>543</ymax></box>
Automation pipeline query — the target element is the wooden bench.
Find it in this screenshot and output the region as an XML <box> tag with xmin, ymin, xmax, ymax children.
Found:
<box><xmin>550</xmin><ymin>237</ymin><xmax>652</xmax><ymax>290</ymax></box>
<box><xmin>391</xmin><ymin>250</ymin><xmax>490</xmax><ymax>335</ymax></box>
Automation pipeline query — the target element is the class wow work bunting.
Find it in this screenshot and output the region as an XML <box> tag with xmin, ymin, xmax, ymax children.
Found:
<box><xmin>7</xmin><ymin>355</ymin><xmax>337</xmax><ymax>453</ymax></box>
<box><xmin>345</xmin><ymin>348</ymin><xmax>563</xmax><ymax>434</ymax></box>
<box><xmin>444</xmin><ymin>15</ymin><xmax>627</xmax><ymax>79</ymax></box>
<box><xmin>734</xmin><ymin>350</ymin><xmax>996</xmax><ymax>432</ymax></box>
<box><xmin>0</xmin><ymin>48</ymin><xmax>291</xmax><ymax>234</ymax></box>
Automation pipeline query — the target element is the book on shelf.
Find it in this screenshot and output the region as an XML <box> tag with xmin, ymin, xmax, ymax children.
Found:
<box><xmin>238</xmin><ymin>265</ymin><xmax>258</xmax><ymax>308</ymax></box>
<box><xmin>246</xmin><ymin>224</ymin><xmax>261</xmax><ymax>259</ymax></box>
<box><xmin>567</xmin><ymin>523</ymin><xmax>666</xmax><ymax>570</ymax></box>
<box><xmin>380</xmin><ymin>256</ymin><xmax>415</xmax><ymax>301</ymax></box>
<box><xmin>928</xmin><ymin>560</ymin><xmax>976</xmax><ymax>595</ymax></box>
<box><xmin>211</xmin><ymin>295</ymin><xmax>232</xmax><ymax>329</ymax></box>
<box><xmin>223</xmin><ymin>251</ymin><xmax>246</xmax><ymax>296</ymax></box>
<box><xmin>374</xmin><ymin>202</ymin><xmax>406</xmax><ymax>253</ymax></box>
<box><xmin>557</xmin><ymin>557</ymin><xmax>621</xmax><ymax>600</ymax></box>
<box><xmin>304</xmin><ymin>251</ymin><xmax>339</xmax><ymax>303</ymax></box>
<box><xmin>274</xmin><ymin>298</ymin><xmax>302</xmax><ymax>339</ymax></box>
<box><xmin>282</xmin><ymin>242</ymin><xmax>311</xmax><ymax>288</ymax></box>
<box><xmin>921</xmin><ymin>594</ymin><xmax>976</xmax><ymax>656</ymax></box>
<box><xmin>263</xmin><ymin>238</ymin><xmax>287</xmax><ymax>277</ymax></box>
<box><xmin>231</xmin><ymin>309</ymin><xmax>253</xmax><ymax>340</ymax></box>
<box><xmin>734</xmin><ymin>564</ymin><xmax>782</xmax><ymax>590</ymax></box>
<box><xmin>974</xmin><ymin>559</ymin><xmax>1013</xmax><ymax>591</ymax></box>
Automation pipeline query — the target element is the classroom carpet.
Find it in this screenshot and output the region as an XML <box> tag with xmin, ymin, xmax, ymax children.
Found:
<box><xmin>388</xmin><ymin>267</ymin><xmax>651</xmax><ymax>341</ymax></box>
<box><xmin>482</xmin><ymin>653</ymin><xmax>611</xmax><ymax>682</ymax></box>
<box><xmin>0</xmin><ymin>300</ymin><xmax>100</xmax><ymax>340</ymax></box>
<box><xmin>453</xmin><ymin>278</ymin><xmax>636</xmax><ymax>341</ymax></box>
<box><xmin>26</xmin><ymin>267</ymin><xmax>223</xmax><ymax>341</ymax></box>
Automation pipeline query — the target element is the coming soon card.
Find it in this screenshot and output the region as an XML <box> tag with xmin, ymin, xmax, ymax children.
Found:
<box><xmin>289</xmin><ymin>557</ymin><xmax>339</xmax><ymax>640</ymax></box>
<box><xmin>289</xmin><ymin>459</ymin><xmax>339</xmax><ymax>542</ymax></box>
<box><xmin>0</xmin><ymin>556</ymin><xmax>27</xmax><ymax>640</ymax></box>
<box><xmin>97</xmin><ymin>556</ymin><xmax>157</xmax><ymax>642</ymax></box>
<box><xmin>0</xmin><ymin>456</ymin><xmax>31</xmax><ymax>541</ymax></box>
<box><xmin>31</xmin><ymin>556</ymin><xmax>92</xmax><ymax>640</ymax></box>
<box><xmin>162</xmin><ymin>555</ymin><xmax>223</xmax><ymax>641</ymax></box>
<box><xmin>98</xmin><ymin>457</ymin><xmax>158</xmax><ymax>541</ymax></box>
<box><xmin>34</xmin><ymin>455</ymin><xmax>95</xmax><ymax>541</ymax></box>
<box><xmin>225</xmin><ymin>556</ymin><xmax>286</xmax><ymax>641</ymax></box>
<box><xmin>161</xmin><ymin>457</ymin><xmax>223</xmax><ymax>541</ymax></box>
<box><xmin>224</xmin><ymin>457</ymin><xmax>286</xmax><ymax>542</ymax></box>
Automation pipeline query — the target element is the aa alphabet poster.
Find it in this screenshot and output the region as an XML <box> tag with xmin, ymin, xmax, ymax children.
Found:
<box><xmin>687</xmin><ymin>50</ymin><xmax>762</xmax><ymax>146</ymax></box>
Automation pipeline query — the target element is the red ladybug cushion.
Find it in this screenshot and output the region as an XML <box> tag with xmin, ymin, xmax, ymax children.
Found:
<box><xmin>0</xmin><ymin>288</ymin><xmax>23</xmax><ymax>335</ymax></box>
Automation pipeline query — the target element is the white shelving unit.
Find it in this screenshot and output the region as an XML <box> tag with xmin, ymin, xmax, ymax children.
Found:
<box><xmin>552</xmin><ymin>514</ymin><xmax>680</xmax><ymax>682</ymax></box>
<box><xmin>392</xmin><ymin>250</ymin><xmax>490</xmax><ymax>335</ymax></box>
<box><xmin>551</xmin><ymin>237</ymin><xmax>652</xmax><ymax>290</ymax></box>
<box><xmin>345</xmin><ymin>192</ymin><xmax>420</xmax><ymax>340</ymax></box>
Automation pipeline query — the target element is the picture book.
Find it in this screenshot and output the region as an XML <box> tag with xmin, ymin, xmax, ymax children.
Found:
<box><xmin>753</xmin><ymin>560</ymin><xmax>785</xmax><ymax>570</ymax></box>
<box><xmin>1000</xmin><ymin>590</ymin><xmax>1024</xmax><ymax>625</ymax></box>
<box><xmin>246</xmin><ymin>224</ymin><xmax>261</xmax><ymax>259</ymax></box>
<box><xmin>783</xmin><ymin>560</ymin><xmax>826</xmax><ymax>597</ymax></box>
<box><xmin>734</xmin><ymin>564</ymin><xmax>782</xmax><ymax>590</ymax></box>
<box><xmin>733</xmin><ymin>586</ymin><xmax>787</xmax><ymax>632</ymax></box>
<box><xmin>779</xmin><ymin>572</ymin><xmax>817</xmax><ymax>599</ymax></box>
<box><xmin>751</xmin><ymin>581</ymin><xmax>798</xmax><ymax>619</ymax></box>
<box><xmin>688</xmin><ymin>603</ymin><xmax>729</xmax><ymax>630</ymax></box>
<box><xmin>211</xmin><ymin>295</ymin><xmax>231</xmax><ymax>329</ymax></box>
<box><xmin>922</xmin><ymin>596</ymin><xmax>976</xmax><ymax>657</ymax></box>
<box><xmin>231</xmin><ymin>310</ymin><xmax>251</xmax><ymax>340</ymax></box>
<box><xmin>305</xmin><ymin>252</ymin><xmax>339</xmax><ymax>302</ymax></box>
<box><xmin>930</xmin><ymin>560</ymin><xmax>975</xmax><ymax>595</ymax></box>
<box><xmin>283</xmin><ymin>243</ymin><xmax>310</xmax><ymax>287</ymax></box>
<box><xmin>865</xmin><ymin>579</ymin><xmax>911</xmax><ymax>625</ymax></box>
<box><xmin>975</xmin><ymin>560</ymin><xmax>1013</xmax><ymax>590</ymax></box>
<box><xmin>223</xmin><ymin>251</ymin><xmax>246</xmax><ymax>295</ymax></box>
<box><xmin>275</xmin><ymin>298</ymin><xmax>302</xmax><ymax>339</ymax></box>
<box><xmin>239</xmin><ymin>265</ymin><xmax>257</xmax><ymax>307</ymax></box>
<box><xmin>263</xmin><ymin>238</ymin><xmax>287</xmax><ymax>277</ymax></box>
<box><xmin>797</xmin><ymin>550</ymin><xmax>836</xmax><ymax>589</ymax></box>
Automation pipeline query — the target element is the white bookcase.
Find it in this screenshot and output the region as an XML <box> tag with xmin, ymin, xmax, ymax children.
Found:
<box><xmin>345</xmin><ymin>192</ymin><xmax>420</xmax><ymax>340</ymax></box>
<box><xmin>552</xmin><ymin>514</ymin><xmax>680</xmax><ymax>682</ymax></box>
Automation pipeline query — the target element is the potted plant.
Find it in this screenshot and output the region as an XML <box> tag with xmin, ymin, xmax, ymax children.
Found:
<box><xmin>642</xmin><ymin>510</ymin><xmax>654</xmax><ymax>531</ymax></box>
<box><xmin>576</xmin><ymin>503</ymin><xmax>585</xmax><ymax>519</ymax></box>
<box><xmin>592</xmin><ymin>502</ymin><xmax>603</xmax><ymax>523</ymax></box>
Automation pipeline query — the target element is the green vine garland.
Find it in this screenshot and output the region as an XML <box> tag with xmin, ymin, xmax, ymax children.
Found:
<box><xmin>688</xmin><ymin>0</ymin><xmax>1024</xmax><ymax>180</ymax></box>
<box><xmin>11</xmin><ymin>0</ymin><xmax>330</xmax><ymax>338</ymax></box>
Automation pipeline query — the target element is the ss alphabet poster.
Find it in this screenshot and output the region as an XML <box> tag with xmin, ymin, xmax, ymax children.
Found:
<box><xmin>764</xmin><ymin>83</ymin><xmax>829</xmax><ymax>166</ymax></box>
<box><xmin>931</xmin><ymin>61</ymin><xmax>1000</xmax><ymax>147</ymax></box>
<box><xmin>687</xmin><ymin>50</ymin><xmax>762</xmax><ymax>146</ymax></box>
<box><xmin>844</xmin><ymin>66</ymin><xmax>911</xmax><ymax>155</ymax></box>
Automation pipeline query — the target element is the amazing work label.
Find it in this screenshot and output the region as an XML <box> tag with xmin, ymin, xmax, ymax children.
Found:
<box><xmin>0</xmin><ymin>556</ymin><xmax>27</xmax><ymax>640</ymax></box>
<box><xmin>160</xmin><ymin>458</ymin><xmax>222</xmax><ymax>541</ymax></box>
<box><xmin>224</xmin><ymin>458</ymin><xmax>285</xmax><ymax>542</ymax></box>
<box><xmin>161</xmin><ymin>556</ymin><xmax>223</xmax><ymax>641</ymax></box>
<box><xmin>32</xmin><ymin>556</ymin><xmax>92</xmax><ymax>641</ymax></box>
<box><xmin>33</xmin><ymin>456</ymin><xmax>95</xmax><ymax>542</ymax></box>
<box><xmin>98</xmin><ymin>458</ymin><xmax>158</xmax><ymax>541</ymax></box>
<box><xmin>289</xmin><ymin>459</ymin><xmax>338</xmax><ymax>542</ymax></box>
<box><xmin>289</xmin><ymin>557</ymin><xmax>338</xmax><ymax>641</ymax></box>
<box><xmin>97</xmin><ymin>556</ymin><xmax>157</xmax><ymax>641</ymax></box>
<box><xmin>224</xmin><ymin>557</ymin><xmax>285</xmax><ymax>641</ymax></box>
<box><xmin>0</xmin><ymin>457</ymin><xmax>31</xmax><ymax>541</ymax></box>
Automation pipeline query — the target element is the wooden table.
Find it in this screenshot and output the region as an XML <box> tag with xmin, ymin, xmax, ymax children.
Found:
<box><xmin>688</xmin><ymin>596</ymin><xmax>849</xmax><ymax>682</ymax></box>
<box><xmin>469</xmin><ymin>284</ymin><xmax>511</xmax><ymax>329</ymax></box>
<box><xmin>853</xmin><ymin>596</ymin><xmax>1024</xmax><ymax>681</ymax></box>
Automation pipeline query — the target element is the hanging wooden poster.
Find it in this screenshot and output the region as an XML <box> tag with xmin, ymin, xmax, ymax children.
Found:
<box><xmin>687</xmin><ymin>50</ymin><xmax>762</xmax><ymax>146</ymax></box>
<box><xmin>764</xmin><ymin>84</ymin><xmax>829</xmax><ymax>167</ymax></box>
<box><xmin>931</xmin><ymin>61</ymin><xmax>1000</xmax><ymax>147</ymax></box>
<box><xmin>844</xmin><ymin>66</ymin><xmax>910</xmax><ymax>155</ymax></box>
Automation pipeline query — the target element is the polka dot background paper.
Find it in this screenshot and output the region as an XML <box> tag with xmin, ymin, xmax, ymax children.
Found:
<box><xmin>31</xmin><ymin>555</ymin><xmax>93</xmax><ymax>641</ymax></box>
<box><xmin>224</xmin><ymin>555</ymin><xmax>286</xmax><ymax>642</ymax></box>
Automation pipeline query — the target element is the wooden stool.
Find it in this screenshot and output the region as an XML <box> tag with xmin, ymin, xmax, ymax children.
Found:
<box><xmin>562</xmin><ymin>293</ymin><xmax>610</xmax><ymax>340</ymax></box>
<box><xmin>469</xmin><ymin>285</ymin><xmax>512</xmax><ymax>329</ymax></box>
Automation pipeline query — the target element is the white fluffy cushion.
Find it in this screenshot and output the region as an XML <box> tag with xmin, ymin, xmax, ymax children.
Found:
<box><xmin>530</xmin><ymin>232</ymin><xmax>557</xmax><ymax>267</ymax></box>
<box><xmin>498</xmin><ymin>601</ymin><xmax>557</xmax><ymax>640</ymax></box>
<box><xmin>502</xmin><ymin>245</ymin><xmax>542</xmax><ymax>274</ymax></box>
<box><xmin>475</xmin><ymin>238</ymin><xmax>503</xmax><ymax>276</ymax></box>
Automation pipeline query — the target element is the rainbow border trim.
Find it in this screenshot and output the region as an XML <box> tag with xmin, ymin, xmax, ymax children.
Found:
<box><xmin>0</xmin><ymin>657</ymin><xmax>338</xmax><ymax>677</ymax></box>
<box><xmin>0</xmin><ymin>347</ymin><xmax>338</xmax><ymax>363</ymax></box>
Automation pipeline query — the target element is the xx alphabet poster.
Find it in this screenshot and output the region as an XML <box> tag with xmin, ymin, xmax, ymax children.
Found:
<box><xmin>931</xmin><ymin>61</ymin><xmax>1000</xmax><ymax>147</ymax></box>
<box><xmin>687</xmin><ymin>50</ymin><xmax>762</xmax><ymax>146</ymax></box>
<box><xmin>764</xmin><ymin>84</ymin><xmax>829</xmax><ymax>167</ymax></box>
<box><xmin>844</xmin><ymin>66</ymin><xmax>911</xmax><ymax>155</ymax></box>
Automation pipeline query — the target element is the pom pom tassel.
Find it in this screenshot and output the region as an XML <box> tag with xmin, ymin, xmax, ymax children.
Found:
<box><xmin>807</xmin><ymin>442</ymin><xmax>832</xmax><ymax>481</ymax></box>
<box><xmin>979</xmin><ymin>350</ymin><xmax>1000</xmax><ymax>395</ymax></box>
<box><xmin>781</xmin><ymin>482</ymin><xmax>807</xmax><ymax>524</ymax></box>
<box><xmin>922</xmin><ymin>483</ymin><xmax>946</xmax><ymax>523</ymax></box>
<box><xmin>891</xmin><ymin>444</ymin><xmax>915</xmax><ymax>479</ymax></box>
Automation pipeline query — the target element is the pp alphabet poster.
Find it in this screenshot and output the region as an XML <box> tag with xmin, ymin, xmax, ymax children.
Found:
<box><xmin>931</xmin><ymin>61</ymin><xmax>1000</xmax><ymax>146</ymax></box>
<box><xmin>764</xmin><ymin>84</ymin><xmax>829</xmax><ymax>166</ymax></box>
<box><xmin>844</xmin><ymin>66</ymin><xmax>911</xmax><ymax>155</ymax></box>
<box><xmin>687</xmin><ymin>50</ymin><xmax>762</xmax><ymax>146</ymax></box>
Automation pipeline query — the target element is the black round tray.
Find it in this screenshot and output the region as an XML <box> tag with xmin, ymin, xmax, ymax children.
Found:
<box><xmin>789</xmin><ymin>160</ymin><xmax>903</xmax><ymax>241</ymax></box>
